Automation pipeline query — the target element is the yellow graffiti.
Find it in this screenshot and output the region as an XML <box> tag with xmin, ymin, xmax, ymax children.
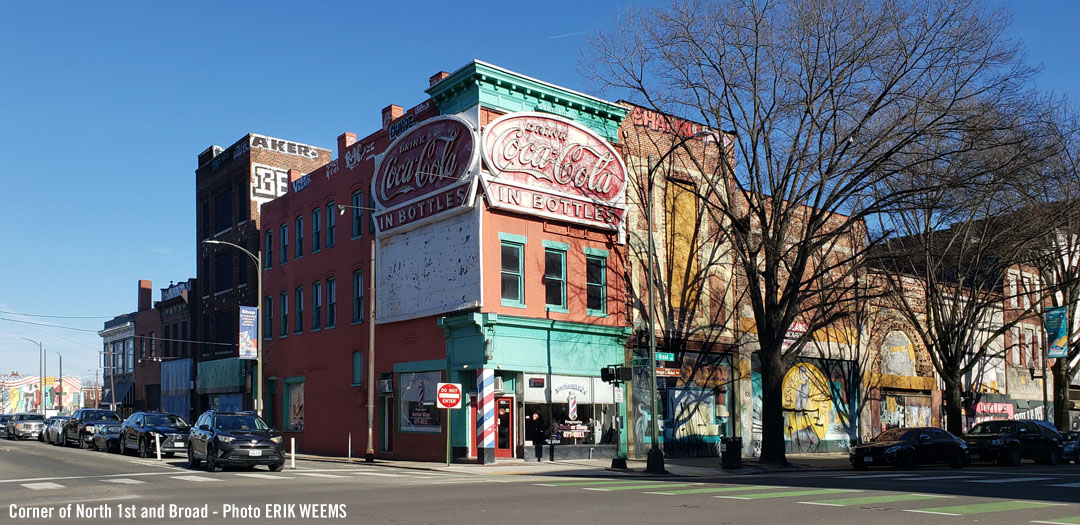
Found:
<box><xmin>782</xmin><ymin>363</ymin><xmax>832</xmax><ymax>441</ymax></box>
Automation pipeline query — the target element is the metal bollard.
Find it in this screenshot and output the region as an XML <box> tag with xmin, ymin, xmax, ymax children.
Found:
<box><xmin>290</xmin><ymin>438</ymin><xmax>295</xmax><ymax>470</ymax></box>
<box><xmin>155</xmin><ymin>434</ymin><xmax>161</xmax><ymax>461</ymax></box>
<box><xmin>348</xmin><ymin>433</ymin><xmax>352</xmax><ymax>461</ymax></box>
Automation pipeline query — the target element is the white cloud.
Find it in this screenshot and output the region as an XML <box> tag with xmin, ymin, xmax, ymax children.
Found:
<box><xmin>152</xmin><ymin>247</ymin><xmax>172</xmax><ymax>255</ymax></box>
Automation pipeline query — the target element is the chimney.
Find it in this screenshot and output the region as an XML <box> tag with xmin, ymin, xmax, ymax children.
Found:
<box><xmin>381</xmin><ymin>105</ymin><xmax>403</xmax><ymax>130</ymax></box>
<box><xmin>138</xmin><ymin>280</ymin><xmax>153</xmax><ymax>312</ymax></box>
<box><xmin>429</xmin><ymin>71</ymin><xmax>450</xmax><ymax>87</ymax></box>
<box><xmin>338</xmin><ymin>132</ymin><xmax>357</xmax><ymax>153</ymax></box>
<box><xmin>288</xmin><ymin>169</ymin><xmax>305</xmax><ymax>183</ymax></box>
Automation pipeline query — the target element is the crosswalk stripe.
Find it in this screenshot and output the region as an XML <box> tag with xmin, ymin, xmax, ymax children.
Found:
<box><xmin>643</xmin><ymin>485</ymin><xmax>779</xmax><ymax>496</ymax></box>
<box><xmin>965</xmin><ymin>477</ymin><xmax>1056</xmax><ymax>484</ymax></box>
<box><xmin>717</xmin><ymin>488</ymin><xmax>857</xmax><ymax>500</ymax></box>
<box><xmin>1050</xmin><ymin>483</ymin><xmax>1080</xmax><ymax>488</ymax></box>
<box><xmin>295</xmin><ymin>472</ymin><xmax>347</xmax><ymax>479</ymax></box>
<box><xmin>21</xmin><ymin>482</ymin><xmax>64</xmax><ymax>490</ymax></box>
<box><xmin>887</xmin><ymin>475</ymin><xmax>978</xmax><ymax>481</ymax></box>
<box><xmin>584</xmin><ymin>483</ymin><xmax>699</xmax><ymax>492</ymax></box>
<box><xmin>798</xmin><ymin>493</ymin><xmax>951</xmax><ymax>507</ymax></box>
<box><xmin>102</xmin><ymin>478</ymin><xmax>146</xmax><ymax>485</ymax></box>
<box><xmin>235</xmin><ymin>473</ymin><xmax>291</xmax><ymax>480</ymax></box>
<box><xmin>905</xmin><ymin>501</ymin><xmax>1061</xmax><ymax>516</ymax></box>
<box><xmin>833</xmin><ymin>473</ymin><xmax>917</xmax><ymax>479</ymax></box>
<box><xmin>535</xmin><ymin>480</ymin><xmax>644</xmax><ymax>487</ymax></box>
<box><xmin>170</xmin><ymin>475</ymin><xmax>218</xmax><ymax>482</ymax></box>
<box><xmin>1032</xmin><ymin>518</ymin><xmax>1080</xmax><ymax>525</ymax></box>
<box><xmin>350</xmin><ymin>471</ymin><xmax>406</xmax><ymax>477</ymax></box>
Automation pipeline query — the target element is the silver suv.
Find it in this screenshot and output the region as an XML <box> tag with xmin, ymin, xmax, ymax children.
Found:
<box><xmin>7</xmin><ymin>413</ymin><xmax>46</xmax><ymax>440</ymax></box>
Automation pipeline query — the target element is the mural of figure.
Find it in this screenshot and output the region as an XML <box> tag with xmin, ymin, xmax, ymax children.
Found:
<box><xmin>636</xmin><ymin>402</ymin><xmax>648</xmax><ymax>445</ymax></box>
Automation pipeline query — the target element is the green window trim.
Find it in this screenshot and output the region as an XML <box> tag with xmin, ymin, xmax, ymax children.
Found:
<box><xmin>282</xmin><ymin>376</ymin><xmax>304</xmax><ymax>433</ymax></box>
<box><xmin>497</xmin><ymin>232</ymin><xmax>527</xmax><ymax>245</ymax></box>
<box><xmin>543</xmin><ymin>246</ymin><xmax>567</xmax><ymax>312</ymax></box>
<box><xmin>583</xmin><ymin>246</ymin><xmax>609</xmax><ymax>257</ymax></box>
<box><xmin>586</xmin><ymin>254</ymin><xmax>608</xmax><ymax>317</ymax></box>
<box><xmin>542</xmin><ymin>239</ymin><xmax>569</xmax><ymax>251</ymax></box>
<box><xmin>351</xmin><ymin>351</ymin><xmax>363</xmax><ymax>386</ymax></box>
<box><xmin>500</xmin><ymin>238</ymin><xmax>525</xmax><ymax>308</ymax></box>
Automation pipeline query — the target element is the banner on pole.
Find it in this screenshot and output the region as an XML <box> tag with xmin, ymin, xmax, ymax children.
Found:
<box><xmin>239</xmin><ymin>306</ymin><xmax>258</xmax><ymax>360</ymax></box>
<box><xmin>1045</xmin><ymin>306</ymin><xmax>1069</xmax><ymax>359</ymax></box>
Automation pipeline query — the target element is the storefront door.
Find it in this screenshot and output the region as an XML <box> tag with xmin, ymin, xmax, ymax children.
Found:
<box><xmin>381</xmin><ymin>396</ymin><xmax>394</xmax><ymax>453</ymax></box>
<box><xmin>496</xmin><ymin>398</ymin><xmax>513</xmax><ymax>458</ymax></box>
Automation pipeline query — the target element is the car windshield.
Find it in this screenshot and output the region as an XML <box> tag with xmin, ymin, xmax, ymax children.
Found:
<box><xmin>969</xmin><ymin>421</ymin><xmax>1016</xmax><ymax>434</ymax></box>
<box><xmin>85</xmin><ymin>412</ymin><xmax>120</xmax><ymax>422</ymax></box>
<box><xmin>145</xmin><ymin>414</ymin><xmax>189</xmax><ymax>429</ymax></box>
<box><xmin>214</xmin><ymin>415</ymin><xmax>269</xmax><ymax>432</ymax></box>
<box><xmin>873</xmin><ymin>429</ymin><xmax>911</xmax><ymax>442</ymax></box>
<box><xmin>19</xmin><ymin>414</ymin><xmax>45</xmax><ymax>421</ymax></box>
<box><xmin>1063</xmin><ymin>431</ymin><xmax>1078</xmax><ymax>441</ymax></box>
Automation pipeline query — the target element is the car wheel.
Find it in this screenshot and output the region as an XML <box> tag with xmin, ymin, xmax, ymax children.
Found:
<box><xmin>1000</xmin><ymin>446</ymin><xmax>1021</xmax><ymax>467</ymax></box>
<box><xmin>901</xmin><ymin>453</ymin><xmax>917</xmax><ymax>470</ymax></box>
<box><xmin>139</xmin><ymin>438</ymin><xmax>150</xmax><ymax>458</ymax></box>
<box><xmin>79</xmin><ymin>434</ymin><xmax>90</xmax><ymax>449</ymax></box>
<box><xmin>187</xmin><ymin>446</ymin><xmax>200</xmax><ymax>469</ymax></box>
<box><xmin>949</xmin><ymin>454</ymin><xmax>965</xmax><ymax>469</ymax></box>
<box><xmin>269</xmin><ymin>462</ymin><xmax>284</xmax><ymax>472</ymax></box>
<box><xmin>206</xmin><ymin>446</ymin><xmax>222</xmax><ymax>472</ymax></box>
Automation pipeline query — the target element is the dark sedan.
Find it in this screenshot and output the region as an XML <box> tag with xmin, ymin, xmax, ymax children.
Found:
<box><xmin>963</xmin><ymin>419</ymin><xmax>1063</xmax><ymax>466</ymax></box>
<box><xmin>188</xmin><ymin>411</ymin><xmax>285</xmax><ymax>472</ymax></box>
<box><xmin>850</xmin><ymin>427</ymin><xmax>968</xmax><ymax>470</ymax></box>
<box><xmin>119</xmin><ymin>412</ymin><xmax>190</xmax><ymax>458</ymax></box>
<box><xmin>91</xmin><ymin>421</ymin><xmax>123</xmax><ymax>453</ymax></box>
<box><xmin>1063</xmin><ymin>431</ymin><xmax>1079</xmax><ymax>464</ymax></box>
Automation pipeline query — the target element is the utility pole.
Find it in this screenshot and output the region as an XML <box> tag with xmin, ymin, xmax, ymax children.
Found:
<box><xmin>56</xmin><ymin>353</ymin><xmax>63</xmax><ymax>414</ymax></box>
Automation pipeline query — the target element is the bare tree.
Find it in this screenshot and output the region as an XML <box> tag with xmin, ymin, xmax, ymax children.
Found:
<box><xmin>585</xmin><ymin>0</ymin><xmax>1031</xmax><ymax>464</ymax></box>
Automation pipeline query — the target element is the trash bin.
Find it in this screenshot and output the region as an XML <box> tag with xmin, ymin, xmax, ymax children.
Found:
<box><xmin>721</xmin><ymin>436</ymin><xmax>742</xmax><ymax>468</ymax></box>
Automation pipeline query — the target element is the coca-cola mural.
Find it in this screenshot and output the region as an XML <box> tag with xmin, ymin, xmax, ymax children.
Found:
<box><xmin>371</xmin><ymin>116</ymin><xmax>480</xmax><ymax>235</ymax></box>
<box><xmin>481</xmin><ymin>112</ymin><xmax>627</xmax><ymax>233</ymax></box>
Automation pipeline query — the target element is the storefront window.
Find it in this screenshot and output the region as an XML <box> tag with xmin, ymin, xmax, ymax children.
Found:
<box><xmin>399</xmin><ymin>371</ymin><xmax>441</xmax><ymax>433</ymax></box>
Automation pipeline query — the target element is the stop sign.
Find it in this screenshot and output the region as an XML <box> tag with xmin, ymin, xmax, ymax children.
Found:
<box><xmin>436</xmin><ymin>383</ymin><xmax>462</xmax><ymax>409</ymax></box>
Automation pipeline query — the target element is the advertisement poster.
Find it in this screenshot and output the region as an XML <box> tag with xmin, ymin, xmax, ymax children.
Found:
<box><xmin>399</xmin><ymin>371</ymin><xmax>441</xmax><ymax>433</ymax></box>
<box><xmin>238</xmin><ymin>306</ymin><xmax>258</xmax><ymax>360</ymax></box>
<box><xmin>287</xmin><ymin>382</ymin><xmax>304</xmax><ymax>431</ymax></box>
<box><xmin>1045</xmin><ymin>306</ymin><xmax>1069</xmax><ymax>359</ymax></box>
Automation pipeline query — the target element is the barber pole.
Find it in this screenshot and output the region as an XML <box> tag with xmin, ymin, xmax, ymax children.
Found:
<box><xmin>478</xmin><ymin>369</ymin><xmax>495</xmax><ymax>452</ymax></box>
<box><xmin>568</xmin><ymin>392</ymin><xmax>578</xmax><ymax>421</ymax></box>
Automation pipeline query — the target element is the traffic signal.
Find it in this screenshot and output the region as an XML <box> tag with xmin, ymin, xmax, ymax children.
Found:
<box><xmin>601</xmin><ymin>366</ymin><xmax>617</xmax><ymax>383</ymax></box>
<box><xmin>601</xmin><ymin>366</ymin><xmax>633</xmax><ymax>384</ymax></box>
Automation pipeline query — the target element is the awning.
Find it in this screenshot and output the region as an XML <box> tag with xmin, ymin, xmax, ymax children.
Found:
<box><xmin>100</xmin><ymin>379</ymin><xmax>133</xmax><ymax>406</ymax></box>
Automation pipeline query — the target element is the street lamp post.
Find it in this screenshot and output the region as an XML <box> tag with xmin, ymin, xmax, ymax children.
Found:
<box><xmin>338</xmin><ymin>203</ymin><xmax>378</xmax><ymax>462</ymax></box>
<box><xmin>644</xmin><ymin>130</ymin><xmax>712</xmax><ymax>475</ymax></box>
<box><xmin>18</xmin><ymin>338</ymin><xmax>44</xmax><ymax>413</ymax></box>
<box><xmin>56</xmin><ymin>352</ymin><xmax>63</xmax><ymax>414</ymax></box>
<box><xmin>203</xmin><ymin>239</ymin><xmax>263</xmax><ymax>417</ymax></box>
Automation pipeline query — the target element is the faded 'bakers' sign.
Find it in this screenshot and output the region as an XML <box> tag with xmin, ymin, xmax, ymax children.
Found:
<box><xmin>481</xmin><ymin>112</ymin><xmax>626</xmax><ymax>232</ymax></box>
<box><xmin>371</xmin><ymin>116</ymin><xmax>480</xmax><ymax>235</ymax></box>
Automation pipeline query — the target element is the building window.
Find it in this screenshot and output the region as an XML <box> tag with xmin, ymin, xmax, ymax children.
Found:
<box><xmin>284</xmin><ymin>377</ymin><xmax>304</xmax><ymax>432</ymax></box>
<box><xmin>312</xmin><ymin>208</ymin><xmax>321</xmax><ymax>253</ymax></box>
<box><xmin>326</xmin><ymin>278</ymin><xmax>337</xmax><ymax>328</ymax></box>
<box><xmin>164</xmin><ymin>325</ymin><xmax>171</xmax><ymax>356</ymax></box>
<box><xmin>213</xmin><ymin>189</ymin><xmax>233</xmax><ymax>234</ymax></box>
<box><xmin>312</xmin><ymin>281</ymin><xmax>322</xmax><ymax>330</ymax></box>
<box><xmin>264</xmin><ymin>296</ymin><xmax>273</xmax><ymax>340</ymax></box>
<box><xmin>499</xmin><ymin>234</ymin><xmax>526</xmax><ymax>308</ymax></box>
<box><xmin>326</xmin><ymin>202</ymin><xmax>336</xmax><ymax>248</ymax></box>
<box><xmin>369</xmin><ymin>192</ymin><xmax>376</xmax><ymax>234</ymax></box>
<box><xmin>280</xmin><ymin>224</ymin><xmax>288</xmax><ymax>264</ymax></box>
<box><xmin>295</xmin><ymin>216</ymin><xmax>304</xmax><ymax>259</ymax></box>
<box><xmin>1026</xmin><ymin>329</ymin><xmax>1038</xmax><ymax>370</ymax></box>
<box><xmin>150</xmin><ymin>333</ymin><xmax>156</xmax><ymax>356</ymax></box>
<box><xmin>181</xmin><ymin>321</ymin><xmax>188</xmax><ymax>357</ymax></box>
<box><xmin>586</xmin><ymin>252</ymin><xmax>607</xmax><ymax>316</ymax></box>
<box><xmin>264</xmin><ymin>230</ymin><xmax>273</xmax><ymax>269</ymax></box>
<box><xmin>280</xmin><ymin>292</ymin><xmax>288</xmax><ymax>338</ymax></box>
<box><xmin>213</xmin><ymin>252</ymin><xmax>234</xmax><ymax>293</ymax></box>
<box><xmin>351</xmin><ymin>190</ymin><xmax>363</xmax><ymax>239</ymax></box>
<box><xmin>352</xmin><ymin>351</ymin><xmax>363</xmax><ymax>386</ymax></box>
<box><xmin>295</xmin><ymin>287</ymin><xmax>304</xmax><ymax>334</ymax></box>
<box><xmin>353</xmin><ymin>270</ymin><xmax>364</xmax><ymax>323</ymax></box>
<box><xmin>543</xmin><ymin>242</ymin><xmax>568</xmax><ymax>312</ymax></box>
<box><xmin>140</xmin><ymin>338</ymin><xmax>147</xmax><ymax>358</ymax></box>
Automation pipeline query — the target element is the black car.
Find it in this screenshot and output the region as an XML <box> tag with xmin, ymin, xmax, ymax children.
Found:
<box><xmin>62</xmin><ymin>409</ymin><xmax>121</xmax><ymax>448</ymax></box>
<box><xmin>188</xmin><ymin>411</ymin><xmax>285</xmax><ymax>472</ymax></box>
<box><xmin>91</xmin><ymin>421</ymin><xmax>123</xmax><ymax>453</ymax></box>
<box><xmin>0</xmin><ymin>415</ymin><xmax>10</xmax><ymax>438</ymax></box>
<box><xmin>850</xmin><ymin>427</ymin><xmax>968</xmax><ymax>470</ymax></box>
<box><xmin>1063</xmin><ymin>431</ymin><xmax>1079</xmax><ymax>464</ymax></box>
<box><xmin>963</xmin><ymin>419</ymin><xmax>1064</xmax><ymax>466</ymax></box>
<box><xmin>119</xmin><ymin>412</ymin><xmax>190</xmax><ymax>458</ymax></box>
<box><xmin>46</xmin><ymin>417</ymin><xmax>70</xmax><ymax>445</ymax></box>
<box><xmin>6</xmin><ymin>413</ymin><xmax>46</xmax><ymax>440</ymax></box>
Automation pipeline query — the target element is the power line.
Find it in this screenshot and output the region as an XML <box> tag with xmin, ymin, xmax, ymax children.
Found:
<box><xmin>0</xmin><ymin>310</ymin><xmax>113</xmax><ymax>319</ymax></box>
<box><xmin>0</xmin><ymin>317</ymin><xmax>100</xmax><ymax>332</ymax></box>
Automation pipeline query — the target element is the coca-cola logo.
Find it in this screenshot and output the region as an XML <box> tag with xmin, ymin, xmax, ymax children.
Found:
<box><xmin>482</xmin><ymin>113</ymin><xmax>625</xmax><ymax>204</ymax></box>
<box><xmin>373</xmin><ymin>116</ymin><xmax>478</xmax><ymax>209</ymax></box>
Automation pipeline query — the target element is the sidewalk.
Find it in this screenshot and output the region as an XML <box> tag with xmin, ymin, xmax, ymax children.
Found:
<box><xmin>293</xmin><ymin>452</ymin><xmax>853</xmax><ymax>478</ymax></box>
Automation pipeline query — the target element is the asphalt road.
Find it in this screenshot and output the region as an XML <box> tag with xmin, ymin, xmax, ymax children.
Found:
<box><xmin>3</xmin><ymin>437</ymin><xmax>1080</xmax><ymax>524</ymax></box>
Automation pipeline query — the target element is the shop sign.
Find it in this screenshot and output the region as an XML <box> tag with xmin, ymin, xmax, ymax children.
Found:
<box><xmin>372</xmin><ymin>116</ymin><xmax>480</xmax><ymax>235</ymax></box>
<box><xmin>481</xmin><ymin>112</ymin><xmax>627</xmax><ymax>232</ymax></box>
<box><xmin>656</xmin><ymin>368</ymin><xmax>682</xmax><ymax>377</ymax></box>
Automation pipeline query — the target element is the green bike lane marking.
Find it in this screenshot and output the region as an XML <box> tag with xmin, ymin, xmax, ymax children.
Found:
<box><xmin>716</xmin><ymin>488</ymin><xmax>858</xmax><ymax>500</ymax></box>
<box><xmin>642</xmin><ymin>485</ymin><xmax>780</xmax><ymax>496</ymax></box>
<box><xmin>797</xmin><ymin>493</ymin><xmax>952</xmax><ymax>507</ymax></box>
<box><xmin>584</xmin><ymin>482</ymin><xmax>702</xmax><ymax>491</ymax></box>
<box><xmin>904</xmin><ymin>501</ymin><xmax>1063</xmax><ymax>516</ymax></box>
<box><xmin>1032</xmin><ymin>517</ymin><xmax>1080</xmax><ymax>524</ymax></box>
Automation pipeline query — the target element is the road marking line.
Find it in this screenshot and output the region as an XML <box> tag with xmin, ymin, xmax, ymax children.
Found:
<box><xmin>170</xmin><ymin>475</ymin><xmax>218</xmax><ymax>482</ymax></box>
<box><xmin>905</xmin><ymin>510</ymin><xmax>960</xmax><ymax>516</ymax></box>
<box><xmin>888</xmin><ymin>475</ymin><xmax>979</xmax><ymax>481</ymax></box>
<box><xmin>584</xmin><ymin>483</ymin><xmax>700</xmax><ymax>492</ymax></box>
<box><xmin>349</xmin><ymin>471</ymin><xmax>406</xmax><ymax>477</ymax></box>
<box><xmin>643</xmin><ymin>485</ymin><xmax>779</xmax><ymax>496</ymax></box>
<box><xmin>535</xmin><ymin>480</ymin><xmax>647</xmax><ymax>487</ymax></box>
<box><xmin>905</xmin><ymin>501</ymin><xmax>1061</xmax><ymax>516</ymax></box>
<box><xmin>21</xmin><ymin>482</ymin><xmax>64</xmax><ymax>490</ymax></box>
<box><xmin>1050</xmin><ymin>483</ymin><xmax>1080</xmax><ymax>488</ymax></box>
<box><xmin>833</xmin><ymin>473</ymin><xmax>918</xmax><ymax>479</ymax></box>
<box><xmin>102</xmin><ymin>478</ymin><xmax>146</xmax><ymax>485</ymax></box>
<box><xmin>1032</xmin><ymin>519</ymin><xmax>1080</xmax><ymax>525</ymax></box>
<box><xmin>235</xmin><ymin>473</ymin><xmax>292</xmax><ymax>480</ymax></box>
<box><xmin>716</xmin><ymin>488</ymin><xmax>857</xmax><ymax>500</ymax></box>
<box><xmin>965</xmin><ymin>477</ymin><xmax>1056</xmax><ymax>484</ymax></box>
<box><xmin>295</xmin><ymin>472</ymin><xmax>348</xmax><ymax>479</ymax></box>
<box><xmin>798</xmin><ymin>493</ymin><xmax>952</xmax><ymax>507</ymax></box>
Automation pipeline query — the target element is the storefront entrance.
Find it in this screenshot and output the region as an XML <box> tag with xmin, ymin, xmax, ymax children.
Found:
<box><xmin>381</xmin><ymin>395</ymin><xmax>394</xmax><ymax>453</ymax></box>
<box><xmin>472</xmin><ymin>397</ymin><xmax>514</xmax><ymax>459</ymax></box>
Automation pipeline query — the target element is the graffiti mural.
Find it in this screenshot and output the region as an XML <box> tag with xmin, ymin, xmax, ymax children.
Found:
<box><xmin>0</xmin><ymin>375</ymin><xmax>82</xmax><ymax>414</ymax></box>
<box><xmin>880</xmin><ymin>394</ymin><xmax>932</xmax><ymax>431</ymax></box>
<box><xmin>751</xmin><ymin>355</ymin><xmax>855</xmax><ymax>454</ymax></box>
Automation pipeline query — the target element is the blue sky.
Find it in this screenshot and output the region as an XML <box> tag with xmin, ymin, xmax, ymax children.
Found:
<box><xmin>0</xmin><ymin>1</ymin><xmax>1076</xmax><ymax>386</ymax></box>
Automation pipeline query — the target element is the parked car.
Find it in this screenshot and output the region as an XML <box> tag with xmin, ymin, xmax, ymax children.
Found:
<box><xmin>45</xmin><ymin>417</ymin><xmax>70</xmax><ymax>446</ymax></box>
<box><xmin>39</xmin><ymin>416</ymin><xmax>62</xmax><ymax>442</ymax></box>
<box><xmin>188</xmin><ymin>411</ymin><xmax>284</xmax><ymax>472</ymax></box>
<box><xmin>963</xmin><ymin>419</ymin><xmax>1064</xmax><ymax>466</ymax></box>
<box><xmin>6</xmin><ymin>413</ymin><xmax>46</xmax><ymax>440</ymax></box>
<box><xmin>0</xmin><ymin>415</ymin><xmax>10</xmax><ymax>438</ymax></box>
<box><xmin>850</xmin><ymin>427</ymin><xmax>968</xmax><ymax>470</ymax></box>
<box><xmin>1061</xmin><ymin>431</ymin><xmax>1079</xmax><ymax>464</ymax></box>
<box><xmin>62</xmin><ymin>409</ymin><xmax>120</xmax><ymax>448</ymax></box>
<box><xmin>119</xmin><ymin>412</ymin><xmax>190</xmax><ymax>458</ymax></box>
<box><xmin>91</xmin><ymin>421</ymin><xmax>123</xmax><ymax>453</ymax></box>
